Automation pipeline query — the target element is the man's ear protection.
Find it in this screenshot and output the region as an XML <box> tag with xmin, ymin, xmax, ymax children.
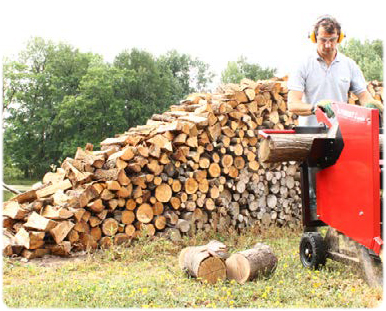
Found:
<box><xmin>309</xmin><ymin>30</ymin><xmax>345</xmax><ymax>43</ymax></box>
<box><xmin>308</xmin><ymin>15</ymin><xmax>345</xmax><ymax>43</ymax></box>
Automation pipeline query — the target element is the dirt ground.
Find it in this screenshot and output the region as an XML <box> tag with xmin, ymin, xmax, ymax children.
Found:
<box><xmin>7</xmin><ymin>251</ymin><xmax>90</xmax><ymax>268</ymax></box>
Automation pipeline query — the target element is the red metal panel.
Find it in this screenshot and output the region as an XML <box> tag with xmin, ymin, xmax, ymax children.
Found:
<box><xmin>316</xmin><ymin>103</ymin><xmax>382</xmax><ymax>254</ymax></box>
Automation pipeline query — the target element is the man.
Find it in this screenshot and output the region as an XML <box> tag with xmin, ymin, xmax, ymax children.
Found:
<box><xmin>287</xmin><ymin>15</ymin><xmax>383</xmax><ymax>221</ymax></box>
<box><xmin>287</xmin><ymin>15</ymin><xmax>383</xmax><ymax>126</ymax></box>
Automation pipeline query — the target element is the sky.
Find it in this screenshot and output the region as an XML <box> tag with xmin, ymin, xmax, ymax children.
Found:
<box><xmin>1</xmin><ymin>0</ymin><xmax>385</xmax><ymax>86</ymax></box>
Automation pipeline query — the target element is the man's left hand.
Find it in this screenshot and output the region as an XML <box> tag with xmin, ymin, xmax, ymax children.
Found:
<box><xmin>316</xmin><ymin>100</ymin><xmax>335</xmax><ymax>118</ymax></box>
<box><xmin>364</xmin><ymin>99</ymin><xmax>383</xmax><ymax>112</ymax></box>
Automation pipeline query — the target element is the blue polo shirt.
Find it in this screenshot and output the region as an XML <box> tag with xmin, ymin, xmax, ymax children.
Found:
<box><xmin>287</xmin><ymin>50</ymin><xmax>367</xmax><ymax>125</ymax></box>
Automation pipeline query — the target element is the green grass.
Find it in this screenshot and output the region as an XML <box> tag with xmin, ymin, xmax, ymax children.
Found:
<box><xmin>2</xmin><ymin>190</ymin><xmax>15</xmax><ymax>202</ymax></box>
<box><xmin>2</xmin><ymin>178</ymin><xmax>39</xmax><ymax>186</ymax></box>
<box><xmin>2</xmin><ymin>227</ymin><xmax>383</xmax><ymax>308</ymax></box>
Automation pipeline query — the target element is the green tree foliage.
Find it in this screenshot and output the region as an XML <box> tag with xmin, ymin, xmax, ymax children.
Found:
<box><xmin>3</xmin><ymin>38</ymin><xmax>95</xmax><ymax>177</ymax></box>
<box><xmin>2</xmin><ymin>38</ymin><xmax>214</xmax><ymax>178</ymax></box>
<box><xmin>53</xmin><ymin>60</ymin><xmax>128</xmax><ymax>156</ymax></box>
<box><xmin>339</xmin><ymin>38</ymin><xmax>383</xmax><ymax>81</ymax></box>
<box><xmin>221</xmin><ymin>56</ymin><xmax>277</xmax><ymax>84</ymax></box>
<box><xmin>157</xmin><ymin>50</ymin><xmax>215</xmax><ymax>97</ymax></box>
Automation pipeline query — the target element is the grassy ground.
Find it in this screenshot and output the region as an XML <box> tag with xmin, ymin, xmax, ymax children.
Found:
<box><xmin>2</xmin><ymin>226</ymin><xmax>383</xmax><ymax>308</ymax></box>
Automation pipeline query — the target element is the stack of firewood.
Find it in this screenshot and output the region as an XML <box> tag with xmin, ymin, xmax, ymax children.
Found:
<box><xmin>349</xmin><ymin>80</ymin><xmax>383</xmax><ymax>104</ymax></box>
<box><xmin>3</xmin><ymin>77</ymin><xmax>382</xmax><ymax>259</ymax></box>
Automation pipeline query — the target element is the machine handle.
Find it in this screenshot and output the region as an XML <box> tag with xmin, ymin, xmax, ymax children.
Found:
<box><xmin>258</xmin><ymin>129</ymin><xmax>295</xmax><ymax>138</ymax></box>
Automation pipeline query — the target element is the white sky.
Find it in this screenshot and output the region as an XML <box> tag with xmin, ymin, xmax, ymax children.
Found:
<box><xmin>1</xmin><ymin>0</ymin><xmax>385</xmax><ymax>86</ymax></box>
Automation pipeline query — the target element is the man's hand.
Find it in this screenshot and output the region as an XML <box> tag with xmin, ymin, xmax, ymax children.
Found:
<box><xmin>316</xmin><ymin>100</ymin><xmax>335</xmax><ymax>118</ymax></box>
<box><xmin>364</xmin><ymin>99</ymin><xmax>383</xmax><ymax>112</ymax></box>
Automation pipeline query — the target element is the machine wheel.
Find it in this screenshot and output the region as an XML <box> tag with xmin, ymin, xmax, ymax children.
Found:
<box><xmin>299</xmin><ymin>232</ymin><xmax>326</xmax><ymax>269</ymax></box>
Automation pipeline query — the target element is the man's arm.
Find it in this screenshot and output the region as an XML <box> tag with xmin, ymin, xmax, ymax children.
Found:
<box><xmin>357</xmin><ymin>90</ymin><xmax>383</xmax><ymax>112</ymax></box>
<box><xmin>288</xmin><ymin>90</ymin><xmax>313</xmax><ymax>116</ymax></box>
<box><xmin>357</xmin><ymin>90</ymin><xmax>376</xmax><ymax>106</ymax></box>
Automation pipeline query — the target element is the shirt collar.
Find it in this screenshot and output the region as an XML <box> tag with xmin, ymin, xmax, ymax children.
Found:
<box><xmin>315</xmin><ymin>49</ymin><xmax>341</xmax><ymax>63</ymax></box>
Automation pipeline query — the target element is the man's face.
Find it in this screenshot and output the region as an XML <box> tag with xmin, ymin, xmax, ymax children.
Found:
<box><xmin>316</xmin><ymin>26</ymin><xmax>339</xmax><ymax>58</ymax></box>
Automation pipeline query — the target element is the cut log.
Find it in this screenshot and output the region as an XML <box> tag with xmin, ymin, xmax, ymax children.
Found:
<box><xmin>136</xmin><ymin>203</ymin><xmax>154</xmax><ymax>224</ymax></box>
<box><xmin>41</xmin><ymin>205</ymin><xmax>74</xmax><ymax>220</ymax></box>
<box><xmin>114</xmin><ymin>233</ymin><xmax>131</xmax><ymax>245</ymax></box>
<box><xmin>3</xmin><ymin>201</ymin><xmax>29</xmax><ymax>220</ymax></box>
<box><xmin>15</xmin><ymin>227</ymin><xmax>45</xmax><ymax>250</ymax></box>
<box><xmin>155</xmin><ymin>183</ymin><xmax>172</xmax><ymax>202</ymax></box>
<box><xmin>101</xmin><ymin>218</ymin><xmax>119</xmax><ymax>236</ymax></box>
<box><xmin>185</xmin><ymin>177</ymin><xmax>198</xmax><ymax>194</ymax></box>
<box><xmin>121</xmin><ymin>210</ymin><xmax>135</xmax><ymax>224</ymax></box>
<box><xmin>9</xmin><ymin>189</ymin><xmax>37</xmax><ymax>204</ymax></box>
<box><xmin>258</xmin><ymin>133</ymin><xmax>327</xmax><ymax>163</ymax></box>
<box><xmin>36</xmin><ymin>179</ymin><xmax>72</xmax><ymax>198</ymax></box>
<box><xmin>50</xmin><ymin>220</ymin><xmax>75</xmax><ymax>244</ymax></box>
<box><xmin>176</xmin><ymin>219</ymin><xmax>190</xmax><ymax>233</ymax></box>
<box><xmin>179</xmin><ymin>240</ymin><xmax>228</xmax><ymax>284</ymax></box>
<box><xmin>225</xmin><ymin>243</ymin><xmax>278</xmax><ymax>284</ymax></box>
<box><xmin>88</xmin><ymin>199</ymin><xmax>105</xmax><ymax>213</ymax></box>
<box><xmin>42</xmin><ymin>168</ymin><xmax>66</xmax><ymax>185</ymax></box>
<box><xmin>154</xmin><ymin>215</ymin><xmax>166</xmax><ymax>230</ymax></box>
<box><xmin>24</xmin><ymin>212</ymin><xmax>57</xmax><ymax>231</ymax></box>
<box><xmin>208</xmin><ymin>163</ymin><xmax>221</xmax><ymax>178</ymax></box>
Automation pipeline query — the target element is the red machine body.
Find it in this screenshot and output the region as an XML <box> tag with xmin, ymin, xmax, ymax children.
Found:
<box><xmin>258</xmin><ymin>103</ymin><xmax>383</xmax><ymax>256</ymax></box>
<box><xmin>315</xmin><ymin>103</ymin><xmax>382</xmax><ymax>255</ymax></box>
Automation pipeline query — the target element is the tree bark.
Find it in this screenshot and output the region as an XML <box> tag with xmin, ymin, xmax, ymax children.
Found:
<box><xmin>225</xmin><ymin>243</ymin><xmax>278</xmax><ymax>284</ymax></box>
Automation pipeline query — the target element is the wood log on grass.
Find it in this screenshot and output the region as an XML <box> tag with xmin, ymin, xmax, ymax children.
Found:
<box><xmin>179</xmin><ymin>240</ymin><xmax>229</xmax><ymax>284</ymax></box>
<box><xmin>225</xmin><ymin>243</ymin><xmax>278</xmax><ymax>284</ymax></box>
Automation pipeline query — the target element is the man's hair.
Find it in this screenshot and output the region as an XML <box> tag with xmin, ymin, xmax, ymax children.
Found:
<box><xmin>314</xmin><ymin>15</ymin><xmax>341</xmax><ymax>37</ymax></box>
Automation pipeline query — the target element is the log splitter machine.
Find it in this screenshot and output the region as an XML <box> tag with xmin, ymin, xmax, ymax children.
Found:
<box><xmin>260</xmin><ymin>103</ymin><xmax>383</xmax><ymax>286</ymax></box>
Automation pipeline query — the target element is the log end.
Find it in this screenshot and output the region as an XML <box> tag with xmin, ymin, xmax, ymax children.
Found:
<box><xmin>258</xmin><ymin>138</ymin><xmax>271</xmax><ymax>163</ymax></box>
<box><xmin>225</xmin><ymin>254</ymin><xmax>250</xmax><ymax>284</ymax></box>
<box><xmin>197</xmin><ymin>257</ymin><xmax>226</xmax><ymax>284</ymax></box>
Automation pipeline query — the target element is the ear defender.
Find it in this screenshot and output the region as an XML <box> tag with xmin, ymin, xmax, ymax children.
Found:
<box><xmin>308</xmin><ymin>30</ymin><xmax>345</xmax><ymax>43</ymax></box>
<box><xmin>309</xmin><ymin>31</ymin><xmax>317</xmax><ymax>43</ymax></box>
<box><xmin>337</xmin><ymin>31</ymin><xmax>345</xmax><ymax>43</ymax></box>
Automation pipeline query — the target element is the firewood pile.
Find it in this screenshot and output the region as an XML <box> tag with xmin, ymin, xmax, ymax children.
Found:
<box><xmin>349</xmin><ymin>80</ymin><xmax>383</xmax><ymax>104</ymax></box>
<box><xmin>3</xmin><ymin>77</ymin><xmax>383</xmax><ymax>259</ymax></box>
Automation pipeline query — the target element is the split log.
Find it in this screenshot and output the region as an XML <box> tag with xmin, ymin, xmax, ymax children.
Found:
<box><xmin>50</xmin><ymin>220</ymin><xmax>75</xmax><ymax>244</ymax></box>
<box><xmin>15</xmin><ymin>227</ymin><xmax>45</xmax><ymax>250</ymax></box>
<box><xmin>24</xmin><ymin>212</ymin><xmax>57</xmax><ymax>231</ymax></box>
<box><xmin>36</xmin><ymin>179</ymin><xmax>72</xmax><ymax>198</ymax></box>
<box><xmin>22</xmin><ymin>248</ymin><xmax>50</xmax><ymax>259</ymax></box>
<box><xmin>3</xmin><ymin>201</ymin><xmax>29</xmax><ymax>220</ymax></box>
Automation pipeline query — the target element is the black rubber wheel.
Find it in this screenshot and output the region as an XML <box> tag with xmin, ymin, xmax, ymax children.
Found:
<box><xmin>299</xmin><ymin>232</ymin><xmax>326</xmax><ymax>269</ymax></box>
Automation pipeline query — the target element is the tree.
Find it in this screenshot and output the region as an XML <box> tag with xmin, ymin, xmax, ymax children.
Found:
<box><xmin>53</xmin><ymin>59</ymin><xmax>128</xmax><ymax>156</ymax></box>
<box><xmin>157</xmin><ymin>50</ymin><xmax>215</xmax><ymax>97</ymax></box>
<box><xmin>113</xmin><ymin>48</ymin><xmax>176</xmax><ymax>126</ymax></box>
<box><xmin>221</xmin><ymin>56</ymin><xmax>277</xmax><ymax>84</ymax></box>
<box><xmin>113</xmin><ymin>49</ymin><xmax>214</xmax><ymax>127</ymax></box>
<box><xmin>339</xmin><ymin>38</ymin><xmax>383</xmax><ymax>81</ymax></box>
<box><xmin>3</xmin><ymin>37</ymin><xmax>95</xmax><ymax>177</ymax></box>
